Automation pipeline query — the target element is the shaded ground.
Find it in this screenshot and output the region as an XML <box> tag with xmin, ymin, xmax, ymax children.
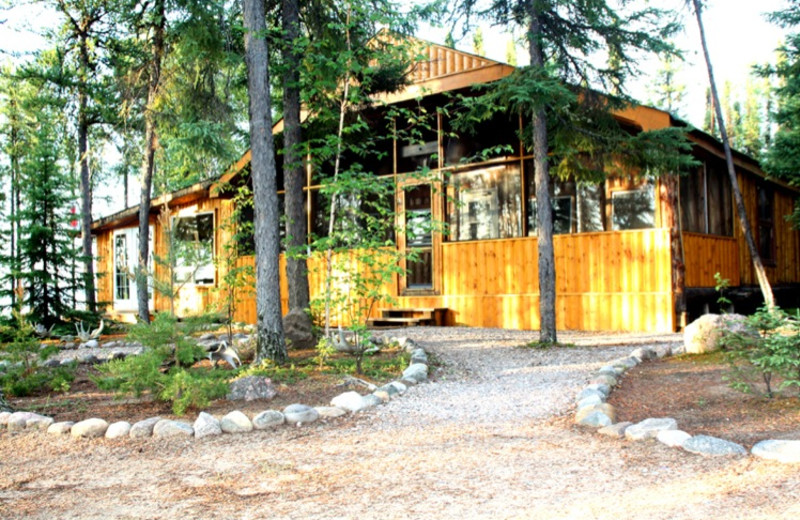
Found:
<box><xmin>608</xmin><ymin>351</ymin><xmax>800</xmax><ymax>447</ymax></box>
<box><xmin>1</xmin><ymin>328</ymin><xmax>799</xmax><ymax>520</ymax></box>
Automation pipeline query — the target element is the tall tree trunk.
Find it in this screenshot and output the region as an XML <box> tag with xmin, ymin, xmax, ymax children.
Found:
<box><xmin>528</xmin><ymin>11</ymin><xmax>557</xmax><ymax>342</ymax></box>
<box><xmin>137</xmin><ymin>0</ymin><xmax>166</xmax><ymax>323</ymax></box>
<box><xmin>660</xmin><ymin>175</ymin><xmax>686</xmax><ymax>328</ymax></box>
<box><xmin>691</xmin><ymin>0</ymin><xmax>776</xmax><ymax>309</ymax></box>
<box><xmin>282</xmin><ymin>0</ymin><xmax>310</xmax><ymax>312</ymax></box>
<box><xmin>9</xmin><ymin>102</ymin><xmax>19</xmax><ymax>309</ymax></box>
<box><xmin>243</xmin><ymin>0</ymin><xmax>287</xmax><ymax>363</ymax></box>
<box><xmin>78</xmin><ymin>29</ymin><xmax>97</xmax><ymax>314</ymax></box>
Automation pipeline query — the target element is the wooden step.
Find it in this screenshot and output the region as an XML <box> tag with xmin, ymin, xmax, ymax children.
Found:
<box><xmin>366</xmin><ymin>316</ymin><xmax>429</xmax><ymax>328</ymax></box>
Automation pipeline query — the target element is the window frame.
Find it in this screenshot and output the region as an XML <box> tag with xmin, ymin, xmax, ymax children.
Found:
<box><xmin>112</xmin><ymin>226</ymin><xmax>153</xmax><ymax>312</ymax></box>
<box><xmin>610</xmin><ymin>182</ymin><xmax>656</xmax><ymax>231</ymax></box>
<box><xmin>172</xmin><ymin>211</ymin><xmax>216</xmax><ymax>286</ymax></box>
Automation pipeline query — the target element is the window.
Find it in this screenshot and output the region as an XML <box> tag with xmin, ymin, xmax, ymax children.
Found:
<box><xmin>174</xmin><ymin>213</ymin><xmax>215</xmax><ymax>285</ymax></box>
<box><xmin>113</xmin><ymin>227</ymin><xmax>153</xmax><ymax>311</ymax></box>
<box><xmin>576</xmin><ymin>183</ymin><xmax>606</xmax><ymax>232</ymax></box>
<box><xmin>446</xmin><ymin>164</ymin><xmax>522</xmax><ymax>241</ymax></box>
<box><xmin>612</xmin><ymin>180</ymin><xmax>655</xmax><ymax>230</ymax></box>
<box><xmin>526</xmin><ymin>169</ymin><xmax>576</xmax><ymax>235</ymax></box>
<box><xmin>680</xmin><ymin>161</ymin><xmax>733</xmax><ymax>236</ymax></box>
<box><xmin>757</xmin><ymin>183</ymin><xmax>775</xmax><ymax>263</ymax></box>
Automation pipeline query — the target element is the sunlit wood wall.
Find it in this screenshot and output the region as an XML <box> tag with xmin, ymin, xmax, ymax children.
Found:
<box><xmin>682</xmin><ymin>233</ymin><xmax>740</xmax><ymax>288</ymax></box>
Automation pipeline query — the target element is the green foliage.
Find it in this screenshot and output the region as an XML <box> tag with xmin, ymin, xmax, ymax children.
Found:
<box><xmin>94</xmin><ymin>312</ymin><xmax>228</xmax><ymax>415</ymax></box>
<box><xmin>0</xmin><ymin>313</ymin><xmax>75</xmax><ymax>398</ymax></box>
<box><xmin>720</xmin><ymin>306</ymin><xmax>800</xmax><ymax>398</ymax></box>
<box><xmin>313</xmin><ymin>336</ymin><xmax>337</xmax><ymax>369</ymax></box>
<box><xmin>714</xmin><ymin>272</ymin><xmax>731</xmax><ymax>308</ymax></box>
<box><xmin>760</xmin><ymin>5</ymin><xmax>800</xmax><ymax>227</ymax></box>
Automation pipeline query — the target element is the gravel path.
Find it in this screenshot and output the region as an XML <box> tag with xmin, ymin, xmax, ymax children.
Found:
<box><xmin>1</xmin><ymin>328</ymin><xmax>799</xmax><ymax>520</ymax></box>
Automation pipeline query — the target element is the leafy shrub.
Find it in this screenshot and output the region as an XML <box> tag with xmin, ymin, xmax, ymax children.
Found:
<box><xmin>721</xmin><ymin>305</ymin><xmax>800</xmax><ymax>398</ymax></box>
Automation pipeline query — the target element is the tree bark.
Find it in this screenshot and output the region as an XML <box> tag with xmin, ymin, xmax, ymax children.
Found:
<box><xmin>243</xmin><ymin>0</ymin><xmax>287</xmax><ymax>364</ymax></box>
<box><xmin>78</xmin><ymin>28</ymin><xmax>97</xmax><ymax>314</ymax></box>
<box><xmin>660</xmin><ymin>174</ymin><xmax>686</xmax><ymax>327</ymax></box>
<box><xmin>137</xmin><ymin>0</ymin><xmax>166</xmax><ymax>323</ymax></box>
<box><xmin>691</xmin><ymin>0</ymin><xmax>776</xmax><ymax>309</ymax></box>
<box><xmin>282</xmin><ymin>0</ymin><xmax>310</xmax><ymax>312</ymax></box>
<box><xmin>528</xmin><ymin>11</ymin><xmax>557</xmax><ymax>343</ymax></box>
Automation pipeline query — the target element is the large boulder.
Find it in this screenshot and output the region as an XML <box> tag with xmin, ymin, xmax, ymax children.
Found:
<box><xmin>283</xmin><ymin>309</ymin><xmax>315</xmax><ymax>350</ymax></box>
<box><xmin>684</xmin><ymin>313</ymin><xmax>753</xmax><ymax>354</ymax></box>
<box><xmin>226</xmin><ymin>376</ymin><xmax>277</xmax><ymax>402</ymax></box>
<box><xmin>71</xmin><ymin>418</ymin><xmax>109</xmax><ymax>439</ymax></box>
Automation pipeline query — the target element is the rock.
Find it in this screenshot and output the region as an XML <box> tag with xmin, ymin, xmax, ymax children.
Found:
<box><xmin>82</xmin><ymin>339</ymin><xmax>99</xmax><ymax>349</ymax></box>
<box><xmin>78</xmin><ymin>354</ymin><xmax>99</xmax><ymax>365</ymax></box>
<box><xmin>402</xmin><ymin>363</ymin><xmax>428</xmax><ymax>383</ymax></box>
<box><xmin>590</xmin><ymin>374</ymin><xmax>617</xmax><ymax>387</ymax></box>
<box><xmin>684</xmin><ymin>313</ymin><xmax>754</xmax><ymax>354</ymax></box>
<box><xmin>106</xmin><ymin>421</ymin><xmax>132</xmax><ymax>439</ymax></box>
<box><xmin>0</xmin><ymin>411</ymin><xmax>11</xmax><ymax>427</ymax></box>
<box><xmin>331</xmin><ymin>391</ymin><xmax>368</xmax><ymax>412</ymax></box>
<box><xmin>657</xmin><ymin>430</ymin><xmax>692</xmax><ymax>448</ymax></box>
<box><xmin>315</xmin><ymin>407</ymin><xmax>347</xmax><ymax>419</ymax></box>
<box><xmin>625</xmin><ymin>418</ymin><xmax>678</xmax><ymax>441</ymax></box>
<box><xmin>8</xmin><ymin>412</ymin><xmax>39</xmax><ymax>431</ymax></box>
<box><xmin>198</xmin><ymin>333</ymin><xmax>217</xmax><ymax>341</ymax></box>
<box><xmin>111</xmin><ymin>351</ymin><xmax>127</xmax><ymax>361</ymax></box>
<box><xmin>282</xmin><ymin>309</ymin><xmax>316</xmax><ymax>350</ymax></box>
<box><xmin>226</xmin><ymin>376</ymin><xmax>277</xmax><ymax>402</ymax></box>
<box><xmin>410</xmin><ymin>348</ymin><xmax>428</xmax><ymax>364</ymax></box>
<box><xmin>751</xmin><ymin>440</ymin><xmax>800</xmax><ymax>464</ymax></box>
<box><xmin>43</xmin><ymin>358</ymin><xmax>61</xmax><ymax>368</ymax></box>
<box><xmin>377</xmin><ymin>383</ymin><xmax>400</xmax><ymax>398</ymax></box>
<box><xmin>612</xmin><ymin>357</ymin><xmax>639</xmax><ymax>369</ymax></box>
<box><xmin>283</xmin><ymin>404</ymin><xmax>319</xmax><ymax>425</ymax></box>
<box><xmin>361</xmin><ymin>394</ymin><xmax>383</xmax><ymax>409</ymax></box>
<box><xmin>598</xmin><ymin>422</ymin><xmax>632</xmax><ymax>438</ymax></box>
<box><xmin>598</xmin><ymin>365</ymin><xmax>624</xmax><ymax>377</ymax></box>
<box><xmin>630</xmin><ymin>347</ymin><xmax>656</xmax><ymax>361</ymax></box>
<box><xmin>61</xmin><ymin>358</ymin><xmax>77</xmax><ymax>366</ymax></box>
<box><xmin>653</xmin><ymin>344</ymin><xmax>673</xmax><ymax>358</ymax></box>
<box><xmin>47</xmin><ymin>421</ymin><xmax>74</xmax><ymax>435</ymax></box>
<box><xmin>63</xmin><ymin>342</ymin><xmax>76</xmax><ymax>350</ymax></box>
<box><xmin>575</xmin><ymin>403</ymin><xmax>617</xmax><ymax>425</ymax></box>
<box><xmin>682</xmin><ymin>435</ymin><xmax>747</xmax><ymax>456</ymax></box>
<box><xmin>575</xmin><ymin>409</ymin><xmax>614</xmax><ymax>428</ymax></box>
<box><xmin>129</xmin><ymin>417</ymin><xmax>162</xmax><ymax>439</ymax></box>
<box><xmin>577</xmin><ymin>388</ymin><xmax>606</xmax><ymax>403</ymax></box>
<box><xmin>252</xmin><ymin>410</ymin><xmax>285</xmax><ymax>429</ymax></box>
<box><xmin>27</xmin><ymin>414</ymin><xmax>54</xmax><ymax>430</ymax></box>
<box><xmin>373</xmin><ymin>390</ymin><xmax>391</xmax><ymax>403</ymax></box>
<box><xmin>585</xmin><ymin>383</ymin><xmax>611</xmax><ymax>397</ymax></box>
<box><xmin>153</xmin><ymin>419</ymin><xmax>194</xmax><ymax>438</ymax></box>
<box><xmin>400</xmin><ymin>378</ymin><xmax>418</xmax><ymax>387</ymax></box>
<box><xmin>388</xmin><ymin>381</ymin><xmax>407</xmax><ymax>394</ymax></box>
<box><xmin>577</xmin><ymin>394</ymin><xmax>604</xmax><ymax>409</ymax></box>
<box><xmin>71</xmin><ymin>418</ymin><xmax>109</xmax><ymax>438</ymax></box>
<box><xmin>193</xmin><ymin>412</ymin><xmax>222</xmax><ymax>439</ymax></box>
<box><xmin>337</xmin><ymin>375</ymin><xmax>378</xmax><ymax>392</ymax></box>
<box><xmin>220</xmin><ymin>411</ymin><xmax>253</xmax><ymax>433</ymax></box>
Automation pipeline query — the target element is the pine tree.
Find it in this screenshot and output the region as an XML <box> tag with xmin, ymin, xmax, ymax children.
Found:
<box><xmin>649</xmin><ymin>52</ymin><xmax>686</xmax><ymax>116</ymax></box>
<box><xmin>450</xmin><ymin>0</ymin><xmax>685</xmax><ymax>342</ymax></box>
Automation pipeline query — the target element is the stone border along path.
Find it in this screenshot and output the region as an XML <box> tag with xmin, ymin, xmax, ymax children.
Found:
<box><xmin>2</xmin><ymin>330</ymin><xmax>799</xmax><ymax>464</ymax></box>
<box><xmin>574</xmin><ymin>342</ymin><xmax>800</xmax><ymax>464</ymax></box>
<box><xmin>0</xmin><ymin>336</ymin><xmax>430</xmax><ymax>442</ymax></box>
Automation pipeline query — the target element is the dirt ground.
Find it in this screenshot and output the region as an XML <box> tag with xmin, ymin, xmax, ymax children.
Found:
<box><xmin>1</xmin><ymin>329</ymin><xmax>799</xmax><ymax>520</ymax></box>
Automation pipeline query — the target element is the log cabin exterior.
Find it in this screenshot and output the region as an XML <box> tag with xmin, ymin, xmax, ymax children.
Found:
<box><xmin>91</xmin><ymin>41</ymin><xmax>800</xmax><ymax>332</ymax></box>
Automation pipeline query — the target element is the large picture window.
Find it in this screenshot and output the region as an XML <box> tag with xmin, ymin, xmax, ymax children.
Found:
<box><xmin>174</xmin><ymin>213</ymin><xmax>215</xmax><ymax>285</ymax></box>
<box><xmin>446</xmin><ymin>164</ymin><xmax>522</xmax><ymax>241</ymax></box>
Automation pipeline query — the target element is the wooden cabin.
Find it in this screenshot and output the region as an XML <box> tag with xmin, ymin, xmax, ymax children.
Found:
<box><xmin>91</xmin><ymin>41</ymin><xmax>800</xmax><ymax>333</ymax></box>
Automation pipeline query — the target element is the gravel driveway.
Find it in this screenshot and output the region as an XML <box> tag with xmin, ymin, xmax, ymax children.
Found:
<box><xmin>1</xmin><ymin>327</ymin><xmax>798</xmax><ymax>519</ymax></box>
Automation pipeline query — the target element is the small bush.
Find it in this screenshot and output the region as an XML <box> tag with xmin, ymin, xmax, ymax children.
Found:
<box><xmin>721</xmin><ymin>305</ymin><xmax>800</xmax><ymax>398</ymax></box>
<box><xmin>0</xmin><ymin>314</ymin><xmax>74</xmax><ymax>397</ymax></box>
<box><xmin>94</xmin><ymin>312</ymin><xmax>231</xmax><ymax>415</ymax></box>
